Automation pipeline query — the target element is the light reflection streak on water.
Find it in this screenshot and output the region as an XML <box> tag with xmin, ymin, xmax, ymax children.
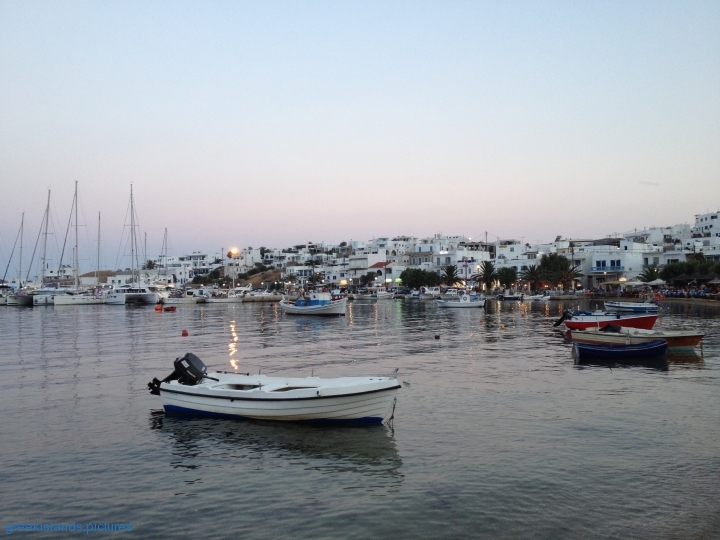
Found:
<box><xmin>228</xmin><ymin>320</ymin><xmax>238</xmax><ymax>370</ymax></box>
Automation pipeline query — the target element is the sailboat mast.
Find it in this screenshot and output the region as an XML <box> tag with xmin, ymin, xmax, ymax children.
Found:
<box><xmin>163</xmin><ymin>228</ymin><xmax>168</xmax><ymax>283</ymax></box>
<box><xmin>130</xmin><ymin>185</ymin><xmax>136</xmax><ymax>285</ymax></box>
<box><xmin>96</xmin><ymin>212</ymin><xmax>101</xmax><ymax>282</ymax></box>
<box><xmin>41</xmin><ymin>190</ymin><xmax>50</xmax><ymax>284</ymax></box>
<box><xmin>19</xmin><ymin>212</ymin><xmax>24</xmax><ymax>288</ymax></box>
<box><xmin>74</xmin><ymin>181</ymin><xmax>79</xmax><ymax>290</ymax></box>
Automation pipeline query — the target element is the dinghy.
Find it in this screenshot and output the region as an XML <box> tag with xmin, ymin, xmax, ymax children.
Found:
<box><xmin>148</xmin><ymin>353</ymin><xmax>400</xmax><ymax>423</ymax></box>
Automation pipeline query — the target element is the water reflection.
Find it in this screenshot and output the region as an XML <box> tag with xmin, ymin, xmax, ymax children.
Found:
<box><xmin>149</xmin><ymin>410</ymin><xmax>403</xmax><ymax>483</ymax></box>
<box><xmin>574</xmin><ymin>356</ymin><xmax>669</xmax><ymax>371</ymax></box>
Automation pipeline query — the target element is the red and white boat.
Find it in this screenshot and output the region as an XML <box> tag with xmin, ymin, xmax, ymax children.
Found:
<box><xmin>554</xmin><ymin>309</ymin><xmax>658</xmax><ymax>331</ymax></box>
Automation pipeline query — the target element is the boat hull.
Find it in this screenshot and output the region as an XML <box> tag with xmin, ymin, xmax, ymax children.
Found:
<box><xmin>163</xmin><ymin>297</ymin><xmax>205</xmax><ymax>304</ymax></box>
<box><xmin>436</xmin><ymin>299</ymin><xmax>486</xmax><ymax>308</ymax></box>
<box><xmin>160</xmin><ymin>382</ymin><xmax>398</xmax><ymax>423</ymax></box>
<box><xmin>54</xmin><ymin>295</ymin><xmax>104</xmax><ymax>306</ymax></box>
<box><xmin>573</xmin><ymin>340</ymin><xmax>668</xmax><ymax>360</ymax></box>
<box><xmin>564</xmin><ymin>314</ymin><xmax>658</xmax><ymax>331</ymax></box>
<box><xmin>7</xmin><ymin>295</ymin><xmax>33</xmax><ymax>306</ymax></box>
<box><xmin>105</xmin><ymin>292</ymin><xmax>160</xmax><ymax>305</ymax></box>
<box><xmin>571</xmin><ymin>328</ymin><xmax>704</xmax><ymax>351</ymax></box>
<box><xmin>279</xmin><ymin>298</ymin><xmax>347</xmax><ymax>316</ymax></box>
<box><xmin>207</xmin><ymin>297</ymin><xmax>245</xmax><ymax>303</ymax></box>
<box><xmin>604</xmin><ymin>301</ymin><xmax>659</xmax><ymax>313</ymax></box>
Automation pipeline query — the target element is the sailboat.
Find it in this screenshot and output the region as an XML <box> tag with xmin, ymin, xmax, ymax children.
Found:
<box><xmin>32</xmin><ymin>190</ymin><xmax>67</xmax><ymax>306</ymax></box>
<box><xmin>105</xmin><ymin>185</ymin><xmax>159</xmax><ymax>305</ymax></box>
<box><xmin>55</xmin><ymin>189</ymin><xmax>105</xmax><ymax>306</ymax></box>
<box><xmin>7</xmin><ymin>213</ymin><xmax>33</xmax><ymax>306</ymax></box>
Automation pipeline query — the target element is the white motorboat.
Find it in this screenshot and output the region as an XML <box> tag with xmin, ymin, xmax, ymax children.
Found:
<box><xmin>523</xmin><ymin>294</ymin><xmax>549</xmax><ymax>301</ymax></box>
<box><xmin>603</xmin><ymin>301</ymin><xmax>659</xmax><ymax>313</ymax></box>
<box><xmin>148</xmin><ymin>353</ymin><xmax>400</xmax><ymax>423</ymax></box>
<box><xmin>163</xmin><ymin>289</ymin><xmax>207</xmax><ymax>304</ymax></box>
<box><xmin>279</xmin><ymin>292</ymin><xmax>347</xmax><ymax>316</ymax></box>
<box><xmin>105</xmin><ymin>285</ymin><xmax>161</xmax><ymax>305</ymax></box>
<box><xmin>436</xmin><ymin>293</ymin><xmax>486</xmax><ymax>308</ymax></box>
<box><xmin>207</xmin><ymin>288</ymin><xmax>247</xmax><ymax>303</ymax></box>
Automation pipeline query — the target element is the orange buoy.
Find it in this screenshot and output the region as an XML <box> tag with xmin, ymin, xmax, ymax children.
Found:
<box><xmin>182</xmin><ymin>329</ymin><xmax>189</xmax><ymax>337</ymax></box>
<box><xmin>155</xmin><ymin>304</ymin><xmax>162</xmax><ymax>311</ymax></box>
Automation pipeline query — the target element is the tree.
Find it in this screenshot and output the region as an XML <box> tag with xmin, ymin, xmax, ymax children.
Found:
<box><xmin>540</xmin><ymin>253</ymin><xmax>582</xmax><ymax>289</ymax></box>
<box><xmin>440</xmin><ymin>265</ymin><xmax>462</xmax><ymax>286</ymax></box>
<box><xmin>399</xmin><ymin>268</ymin><xmax>441</xmax><ymax>289</ymax></box>
<box><xmin>478</xmin><ymin>261</ymin><xmax>497</xmax><ymax>292</ymax></box>
<box><xmin>143</xmin><ymin>260</ymin><xmax>156</xmax><ymax>270</ymax></box>
<box><xmin>519</xmin><ymin>264</ymin><xmax>543</xmax><ymax>292</ymax></box>
<box><xmin>360</xmin><ymin>272</ymin><xmax>377</xmax><ymax>286</ymax></box>
<box><xmin>638</xmin><ymin>266</ymin><xmax>660</xmax><ymax>282</ymax></box>
<box><xmin>497</xmin><ymin>267</ymin><xmax>518</xmax><ymax>289</ymax></box>
<box><xmin>555</xmin><ymin>266</ymin><xmax>583</xmax><ymax>291</ymax></box>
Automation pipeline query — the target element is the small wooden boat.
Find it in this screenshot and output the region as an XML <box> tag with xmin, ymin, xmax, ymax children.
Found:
<box><xmin>436</xmin><ymin>294</ymin><xmax>486</xmax><ymax>309</ymax></box>
<box><xmin>604</xmin><ymin>301</ymin><xmax>658</xmax><ymax>313</ymax></box>
<box><xmin>570</xmin><ymin>326</ymin><xmax>704</xmax><ymax>351</ymax></box>
<box><xmin>573</xmin><ymin>340</ymin><xmax>668</xmax><ymax>360</ymax></box>
<box><xmin>279</xmin><ymin>292</ymin><xmax>347</xmax><ymax>316</ymax></box>
<box><xmin>148</xmin><ymin>353</ymin><xmax>400</xmax><ymax>423</ymax></box>
<box><xmin>554</xmin><ymin>309</ymin><xmax>658</xmax><ymax>331</ymax></box>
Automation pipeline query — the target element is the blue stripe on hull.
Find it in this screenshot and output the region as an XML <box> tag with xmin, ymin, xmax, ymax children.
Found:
<box><xmin>163</xmin><ymin>404</ymin><xmax>385</xmax><ymax>423</ymax></box>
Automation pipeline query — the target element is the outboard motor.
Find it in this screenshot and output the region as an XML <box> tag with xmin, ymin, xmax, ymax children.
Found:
<box><xmin>174</xmin><ymin>353</ymin><xmax>208</xmax><ymax>384</ymax></box>
<box><xmin>148</xmin><ymin>352</ymin><xmax>210</xmax><ymax>395</ymax></box>
<box><xmin>553</xmin><ymin>309</ymin><xmax>573</xmax><ymax>327</ymax></box>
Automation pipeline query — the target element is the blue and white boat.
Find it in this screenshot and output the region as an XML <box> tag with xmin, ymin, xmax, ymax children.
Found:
<box><xmin>149</xmin><ymin>353</ymin><xmax>400</xmax><ymax>423</ymax></box>
<box><xmin>279</xmin><ymin>292</ymin><xmax>347</xmax><ymax>316</ymax></box>
<box><xmin>603</xmin><ymin>301</ymin><xmax>659</xmax><ymax>313</ymax></box>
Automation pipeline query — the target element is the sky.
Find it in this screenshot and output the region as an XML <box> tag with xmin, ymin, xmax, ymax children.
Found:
<box><xmin>1</xmin><ymin>0</ymin><xmax>718</xmax><ymax>274</ymax></box>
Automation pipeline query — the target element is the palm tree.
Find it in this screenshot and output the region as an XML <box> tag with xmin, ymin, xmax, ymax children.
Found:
<box><xmin>519</xmin><ymin>264</ymin><xmax>543</xmax><ymax>292</ymax></box>
<box><xmin>638</xmin><ymin>266</ymin><xmax>660</xmax><ymax>282</ymax></box>
<box><xmin>440</xmin><ymin>264</ymin><xmax>461</xmax><ymax>286</ymax></box>
<box><xmin>555</xmin><ymin>265</ymin><xmax>583</xmax><ymax>291</ymax></box>
<box><xmin>497</xmin><ymin>267</ymin><xmax>518</xmax><ymax>289</ymax></box>
<box><xmin>479</xmin><ymin>261</ymin><xmax>497</xmax><ymax>292</ymax></box>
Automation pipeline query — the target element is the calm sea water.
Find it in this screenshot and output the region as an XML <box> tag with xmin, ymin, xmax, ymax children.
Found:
<box><xmin>1</xmin><ymin>299</ymin><xmax>719</xmax><ymax>539</ymax></box>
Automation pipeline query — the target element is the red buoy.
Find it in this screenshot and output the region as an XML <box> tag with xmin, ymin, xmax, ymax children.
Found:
<box><xmin>182</xmin><ymin>329</ymin><xmax>189</xmax><ymax>337</ymax></box>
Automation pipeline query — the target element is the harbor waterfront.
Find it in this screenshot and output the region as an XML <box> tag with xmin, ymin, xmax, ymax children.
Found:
<box><xmin>1</xmin><ymin>299</ymin><xmax>719</xmax><ymax>538</ymax></box>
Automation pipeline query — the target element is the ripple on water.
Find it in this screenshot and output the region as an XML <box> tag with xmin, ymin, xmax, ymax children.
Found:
<box><xmin>0</xmin><ymin>300</ymin><xmax>719</xmax><ymax>539</ymax></box>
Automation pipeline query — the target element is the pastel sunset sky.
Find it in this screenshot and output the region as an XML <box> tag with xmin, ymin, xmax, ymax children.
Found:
<box><xmin>1</xmin><ymin>1</ymin><xmax>718</xmax><ymax>271</ymax></box>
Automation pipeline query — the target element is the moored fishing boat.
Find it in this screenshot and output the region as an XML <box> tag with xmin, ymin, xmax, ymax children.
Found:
<box><xmin>148</xmin><ymin>353</ymin><xmax>400</xmax><ymax>423</ymax></box>
<box><xmin>436</xmin><ymin>293</ymin><xmax>486</xmax><ymax>309</ymax></box>
<box><xmin>554</xmin><ymin>309</ymin><xmax>658</xmax><ymax>330</ymax></box>
<box><xmin>604</xmin><ymin>301</ymin><xmax>659</xmax><ymax>313</ymax></box>
<box><xmin>570</xmin><ymin>326</ymin><xmax>705</xmax><ymax>351</ymax></box>
<box><xmin>279</xmin><ymin>292</ymin><xmax>347</xmax><ymax>316</ymax></box>
<box><xmin>573</xmin><ymin>340</ymin><xmax>668</xmax><ymax>360</ymax></box>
